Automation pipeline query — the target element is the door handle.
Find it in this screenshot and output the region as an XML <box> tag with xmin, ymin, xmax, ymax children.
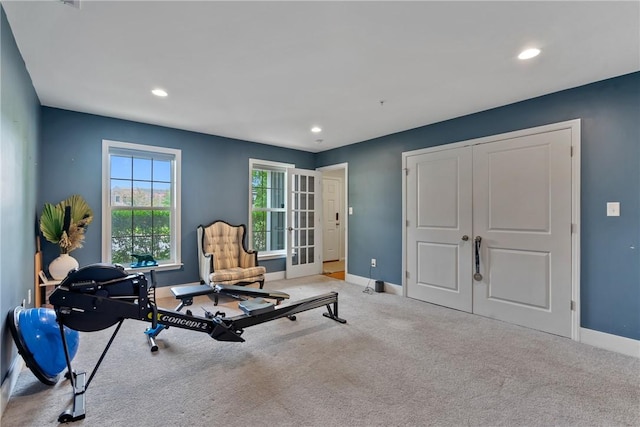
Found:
<box><xmin>474</xmin><ymin>236</ymin><xmax>483</xmax><ymax>281</ymax></box>
<box><xmin>461</xmin><ymin>235</ymin><xmax>469</xmax><ymax>241</ymax></box>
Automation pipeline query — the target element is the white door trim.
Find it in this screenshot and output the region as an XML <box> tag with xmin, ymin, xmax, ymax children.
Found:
<box><xmin>402</xmin><ymin>119</ymin><xmax>581</xmax><ymax>340</ymax></box>
<box><xmin>318</xmin><ymin>163</ymin><xmax>349</xmax><ymax>275</ymax></box>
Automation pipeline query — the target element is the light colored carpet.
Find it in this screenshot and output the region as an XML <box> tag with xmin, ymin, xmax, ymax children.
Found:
<box><xmin>3</xmin><ymin>276</ymin><xmax>639</xmax><ymax>426</ymax></box>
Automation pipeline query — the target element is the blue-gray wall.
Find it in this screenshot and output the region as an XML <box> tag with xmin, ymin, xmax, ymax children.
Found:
<box><xmin>0</xmin><ymin>6</ymin><xmax>40</xmax><ymax>383</ymax></box>
<box><xmin>1</xmin><ymin>1</ymin><xmax>638</xmax><ymax>391</ymax></box>
<box><xmin>317</xmin><ymin>72</ymin><xmax>640</xmax><ymax>341</ymax></box>
<box><xmin>39</xmin><ymin>107</ymin><xmax>315</xmax><ymax>287</ymax></box>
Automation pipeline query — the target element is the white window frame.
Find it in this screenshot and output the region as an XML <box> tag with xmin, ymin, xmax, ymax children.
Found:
<box><xmin>102</xmin><ymin>140</ymin><xmax>182</xmax><ymax>272</ymax></box>
<box><xmin>249</xmin><ymin>158</ymin><xmax>294</xmax><ymax>260</ymax></box>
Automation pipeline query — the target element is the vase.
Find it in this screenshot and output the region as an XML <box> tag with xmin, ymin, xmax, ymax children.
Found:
<box><xmin>49</xmin><ymin>253</ymin><xmax>79</xmax><ymax>280</ymax></box>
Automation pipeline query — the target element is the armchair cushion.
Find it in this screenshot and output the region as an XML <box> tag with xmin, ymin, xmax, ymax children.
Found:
<box><xmin>198</xmin><ymin>220</ymin><xmax>266</xmax><ymax>289</ymax></box>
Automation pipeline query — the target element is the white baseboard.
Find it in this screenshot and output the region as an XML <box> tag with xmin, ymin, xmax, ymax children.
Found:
<box><xmin>580</xmin><ymin>328</ymin><xmax>640</xmax><ymax>358</ymax></box>
<box><xmin>344</xmin><ymin>274</ymin><xmax>402</xmax><ymax>295</ymax></box>
<box><xmin>1</xmin><ymin>355</ymin><xmax>24</xmax><ymax>418</ymax></box>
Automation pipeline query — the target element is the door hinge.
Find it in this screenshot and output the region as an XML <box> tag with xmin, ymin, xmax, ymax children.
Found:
<box><xmin>570</xmin><ymin>300</ymin><xmax>576</xmax><ymax>311</ymax></box>
<box><xmin>404</xmin><ymin>168</ymin><xmax>409</xmax><ymax>175</ymax></box>
<box><xmin>406</xmin><ymin>220</ymin><xmax>409</xmax><ymax>227</ymax></box>
<box><xmin>406</xmin><ymin>271</ymin><xmax>410</xmax><ymax>279</ymax></box>
<box><xmin>570</xmin><ymin>146</ymin><xmax>574</xmax><ymax>157</ymax></box>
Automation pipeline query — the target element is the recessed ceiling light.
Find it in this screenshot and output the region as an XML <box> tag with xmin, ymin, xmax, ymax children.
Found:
<box><xmin>151</xmin><ymin>88</ymin><xmax>168</xmax><ymax>97</ymax></box>
<box><xmin>311</xmin><ymin>126</ymin><xmax>322</xmax><ymax>133</ymax></box>
<box><xmin>518</xmin><ymin>48</ymin><xmax>541</xmax><ymax>60</ymax></box>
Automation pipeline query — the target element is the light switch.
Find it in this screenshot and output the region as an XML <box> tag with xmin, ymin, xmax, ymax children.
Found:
<box><xmin>349</xmin><ymin>207</ymin><xmax>353</xmax><ymax>215</ymax></box>
<box><xmin>607</xmin><ymin>202</ymin><xmax>620</xmax><ymax>217</ymax></box>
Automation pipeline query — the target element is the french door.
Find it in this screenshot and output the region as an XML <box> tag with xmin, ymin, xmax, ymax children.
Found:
<box><xmin>286</xmin><ymin>168</ymin><xmax>323</xmax><ymax>279</ymax></box>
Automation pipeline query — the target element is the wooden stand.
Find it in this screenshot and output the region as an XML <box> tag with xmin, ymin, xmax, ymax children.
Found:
<box><xmin>37</xmin><ymin>270</ymin><xmax>61</xmax><ymax>308</ymax></box>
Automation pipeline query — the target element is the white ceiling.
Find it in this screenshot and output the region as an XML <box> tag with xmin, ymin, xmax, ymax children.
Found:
<box><xmin>3</xmin><ymin>1</ymin><xmax>639</xmax><ymax>152</ymax></box>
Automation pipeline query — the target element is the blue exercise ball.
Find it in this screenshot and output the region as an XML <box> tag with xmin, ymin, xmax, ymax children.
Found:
<box><xmin>8</xmin><ymin>306</ymin><xmax>79</xmax><ymax>385</ymax></box>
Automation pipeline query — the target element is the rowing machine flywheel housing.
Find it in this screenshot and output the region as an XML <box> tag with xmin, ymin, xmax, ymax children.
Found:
<box><xmin>8</xmin><ymin>306</ymin><xmax>79</xmax><ymax>385</ymax></box>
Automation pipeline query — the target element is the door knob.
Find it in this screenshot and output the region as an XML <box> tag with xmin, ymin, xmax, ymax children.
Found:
<box><xmin>461</xmin><ymin>235</ymin><xmax>469</xmax><ymax>241</ymax></box>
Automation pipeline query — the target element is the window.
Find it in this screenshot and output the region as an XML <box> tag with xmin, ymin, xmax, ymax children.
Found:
<box><xmin>102</xmin><ymin>140</ymin><xmax>181</xmax><ymax>269</ymax></box>
<box><xmin>249</xmin><ymin>159</ymin><xmax>293</xmax><ymax>259</ymax></box>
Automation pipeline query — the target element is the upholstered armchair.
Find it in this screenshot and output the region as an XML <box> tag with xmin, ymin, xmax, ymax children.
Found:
<box><xmin>197</xmin><ymin>220</ymin><xmax>266</xmax><ymax>296</ymax></box>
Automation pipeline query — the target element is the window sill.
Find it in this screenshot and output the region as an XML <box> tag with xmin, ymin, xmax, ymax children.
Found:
<box><xmin>123</xmin><ymin>262</ymin><xmax>183</xmax><ymax>274</ymax></box>
<box><xmin>257</xmin><ymin>253</ymin><xmax>285</xmax><ymax>261</ymax></box>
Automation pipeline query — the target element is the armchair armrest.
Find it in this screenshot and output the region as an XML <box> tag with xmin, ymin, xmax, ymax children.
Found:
<box><xmin>197</xmin><ymin>225</ymin><xmax>214</xmax><ymax>284</ymax></box>
<box><xmin>239</xmin><ymin>249</ymin><xmax>258</xmax><ymax>268</ymax></box>
<box><xmin>199</xmin><ymin>252</ymin><xmax>214</xmax><ymax>284</ymax></box>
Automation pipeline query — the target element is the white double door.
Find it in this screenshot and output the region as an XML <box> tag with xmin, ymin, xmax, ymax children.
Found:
<box><xmin>406</xmin><ymin>123</ymin><xmax>576</xmax><ymax>337</ymax></box>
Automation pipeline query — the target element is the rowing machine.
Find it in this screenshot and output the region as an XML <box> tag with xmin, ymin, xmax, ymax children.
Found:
<box><xmin>38</xmin><ymin>263</ymin><xmax>345</xmax><ymax>422</ymax></box>
<box><xmin>143</xmin><ymin>272</ymin><xmax>296</xmax><ymax>352</ymax></box>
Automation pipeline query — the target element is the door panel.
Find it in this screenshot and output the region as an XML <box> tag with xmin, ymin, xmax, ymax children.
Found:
<box><xmin>486</xmin><ymin>248</ymin><xmax>550</xmax><ymax>308</ymax></box>
<box><xmin>473</xmin><ymin>129</ymin><xmax>572</xmax><ymax>337</ymax></box>
<box><xmin>323</xmin><ymin>178</ymin><xmax>340</xmax><ymax>261</ymax></box>
<box><xmin>417</xmin><ymin>242</ymin><xmax>459</xmax><ymax>291</ymax></box>
<box><xmin>406</xmin><ymin>147</ymin><xmax>473</xmax><ymax>312</ymax></box>
<box><xmin>286</xmin><ymin>168</ymin><xmax>323</xmax><ymax>279</ymax></box>
<box><xmin>486</xmin><ymin>144</ymin><xmax>550</xmax><ymax>232</ymax></box>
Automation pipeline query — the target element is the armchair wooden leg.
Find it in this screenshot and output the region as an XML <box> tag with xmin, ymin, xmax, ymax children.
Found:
<box><xmin>258</xmin><ymin>280</ymin><xmax>264</xmax><ymax>289</ymax></box>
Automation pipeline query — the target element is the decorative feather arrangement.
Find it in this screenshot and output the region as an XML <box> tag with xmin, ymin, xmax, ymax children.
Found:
<box><xmin>40</xmin><ymin>195</ymin><xmax>93</xmax><ymax>254</ymax></box>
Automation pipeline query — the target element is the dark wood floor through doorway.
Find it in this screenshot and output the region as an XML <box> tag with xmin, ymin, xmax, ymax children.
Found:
<box><xmin>323</xmin><ymin>260</ymin><xmax>345</xmax><ymax>280</ymax></box>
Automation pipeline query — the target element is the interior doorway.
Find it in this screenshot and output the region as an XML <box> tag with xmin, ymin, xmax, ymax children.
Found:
<box><xmin>319</xmin><ymin>164</ymin><xmax>348</xmax><ymax>280</ymax></box>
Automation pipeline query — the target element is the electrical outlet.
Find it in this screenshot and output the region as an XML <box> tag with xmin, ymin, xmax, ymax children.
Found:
<box><xmin>371</xmin><ymin>258</ymin><xmax>376</xmax><ymax>267</ymax></box>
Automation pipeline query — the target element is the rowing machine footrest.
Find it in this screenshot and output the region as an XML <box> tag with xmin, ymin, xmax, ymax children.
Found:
<box><xmin>238</xmin><ymin>298</ymin><xmax>275</xmax><ymax>315</ymax></box>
